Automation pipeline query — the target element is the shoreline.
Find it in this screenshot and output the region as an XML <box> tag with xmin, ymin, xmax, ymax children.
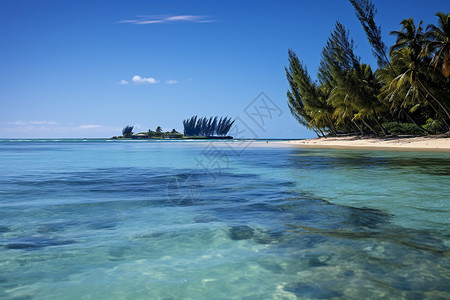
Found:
<box><xmin>288</xmin><ymin>135</ymin><xmax>450</xmax><ymax>152</ymax></box>
<box><xmin>1</xmin><ymin>136</ymin><xmax>449</xmax><ymax>152</ymax></box>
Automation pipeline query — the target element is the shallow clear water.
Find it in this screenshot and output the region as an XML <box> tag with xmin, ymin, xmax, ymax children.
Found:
<box><xmin>0</xmin><ymin>140</ymin><xmax>449</xmax><ymax>299</ymax></box>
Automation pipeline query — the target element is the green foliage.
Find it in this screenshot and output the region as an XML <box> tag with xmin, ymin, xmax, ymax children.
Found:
<box><xmin>147</xmin><ymin>129</ymin><xmax>156</xmax><ymax>137</ymax></box>
<box><xmin>422</xmin><ymin>118</ymin><xmax>443</xmax><ymax>134</ymax></box>
<box><xmin>286</xmin><ymin>49</ymin><xmax>336</xmax><ymax>136</ymax></box>
<box><xmin>286</xmin><ymin>4</ymin><xmax>450</xmax><ymax>136</ymax></box>
<box><xmin>122</xmin><ymin>125</ymin><xmax>134</xmax><ymax>137</ymax></box>
<box><xmin>425</xmin><ymin>12</ymin><xmax>450</xmax><ymax>78</ymax></box>
<box><xmin>183</xmin><ymin>116</ymin><xmax>234</xmax><ymax>136</ymax></box>
<box><xmin>349</xmin><ymin>0</ymin><xmax>390</xmax><ymax>69</ymax></box>
<box><xmin>382</xmin><ymin>122</ymin><xmax>424</xmax><ymax>135</ymax></box>
<box><xmin>155</xmin><ymin>126</ymin><xmax>163</xmax><ymax>136</ymax></box>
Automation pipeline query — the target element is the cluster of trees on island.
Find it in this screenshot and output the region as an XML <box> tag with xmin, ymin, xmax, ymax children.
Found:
<box><xmin>182</xmin><ymin>116</ymin><xmax>235</xmax><ymax>136</ymax></box>
<box><xmin>114</xmin><ymin>116</ymin><xmax>234</xmax><ymax>139</ymax></box>
<box><xmin>287</xmin><ymin>0</ymin><xmax>450</xmax><ymax>137</ymax></box>
<box><xmin>119</xmin><ymin>125</ymin><xmax>182</xmax><ymax>139</ymax></box>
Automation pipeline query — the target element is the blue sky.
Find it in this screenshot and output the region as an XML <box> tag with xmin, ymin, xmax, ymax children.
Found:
<box><xmin>1</xmin><ymin>0</ymin><xmax>448</xmax><ymax>138</ymax></box>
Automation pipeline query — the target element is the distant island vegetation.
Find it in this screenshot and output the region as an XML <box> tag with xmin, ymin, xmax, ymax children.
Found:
<box><xmin>287</xmin><ymin>0</ymin><xmax>449</xmax><ymax>137</ymax></box>
<box><xmin>112</xmin><ymin>116</ymin><xmax>235</xmax><ymax>139</ymax></box>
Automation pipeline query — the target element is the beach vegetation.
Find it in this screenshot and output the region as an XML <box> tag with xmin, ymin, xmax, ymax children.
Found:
<box><xmin>287</xmin><ymin>0</ymin><xmax>449</xmax><ymax>136</ymax></box>
<box><xmin>156</xmin><ymin>126</ymin><xmax>163</xmax><ymax>137</ymax></box>
<box><xmin>122</xmin><ymin>125</ymin><xmax>134</xmax><ymax>137</ymax></box>
<box><xmin>183</xmin><ymin>116</ymin><xmax>235</xmax><ymax>137</ymax></box>
<box><xmin>114</xmin><ymin>120</ymin><xmax>231</xmax><ymax>139</ymax></box>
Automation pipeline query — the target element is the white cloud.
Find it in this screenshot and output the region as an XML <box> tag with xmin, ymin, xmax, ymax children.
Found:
<box><xmin>119</xmin><ymin>15</ymin><xmax>214</xmax><ymax>25</ymax></box>
<box><xmin>78</xmin><ymin>124</ymin><xmax>103</xmax><ymax>129</ymax></box>
<box><xmin>0</xmin><ymin>123</ymin><xmax>123</xmax><ymax>138</ymax></box>
<box><xmin>30</xmin><ymin>121</ymin><xmax>58</xmax><ymax>125</ymax></box>
<box><xmin>6</xmin><ymin>121</ymin><xmax>27</xmax><ymax>125</ymax></box>
<box><xmin>166</xmin><ymin>15</ymin><xmax>202</xmax><ymax>21</ymax></box>
<box><xmin>132</xmin><ymin>75</ymin><xmax>159</xmax><ymax>84</ymax></box>
<box><xmin>165</xmin><ymin>79</ymin><xmax>178</xmax><ymax>84</ymax></box>
<box><xmin>120</xmin><ymin>80</ymin><xmax>129</xmax><ymax>85</ymax></box>
<box><xmin>6</xmin><ymin>120</ymin><xmax>58</xmax><ymax>126</ymax></box>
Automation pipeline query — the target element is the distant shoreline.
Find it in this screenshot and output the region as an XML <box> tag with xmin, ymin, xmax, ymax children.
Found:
<box><xmin>288</xmin><ymin>135</ymin><xmax>450</xmax><ymax>152</ymax></box>
<box><xmin>1</xmin><ymin>136</ymin><xmax>449</xmax><ymax>152</ymax></box>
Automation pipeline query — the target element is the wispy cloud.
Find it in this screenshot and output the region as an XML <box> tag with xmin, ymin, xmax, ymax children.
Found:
<box><xmin>0</xmin><ymin>122</ymin><xmax>123</xmax><ymax>138</ymax></box>
<box><xmin>6</xmin><ymin>120</ymin><xmax>58</xmax><ymax>126</ymax></box>
<box><xmin>78</xmin><ymin>124</ymin><xmax>103</xmax><ymax>129</ymax></box>
<box><xmin>132</xmin><ymin>75</ymin><xmax>159</xmax><ymax>84</ymax></box>
<box><xmin>119</xmin><ymin>15</ymin><xmax>214</xmax><ymax>25</ymax></box>
<box><xmin>120</xmin><ymin>76</ymin><xmax>180</xmax><ymax>85</ymax></box>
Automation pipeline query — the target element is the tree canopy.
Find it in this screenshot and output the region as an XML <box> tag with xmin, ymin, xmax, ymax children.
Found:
<box><xmin>183</xmin><ymin>116</ymin><xmax>235</xmax><ymax>136</ymax></box>
<box><xmin>287</xmin><ymin>3</ymin><xmax>450</xmax><ymax>136</ymax></box>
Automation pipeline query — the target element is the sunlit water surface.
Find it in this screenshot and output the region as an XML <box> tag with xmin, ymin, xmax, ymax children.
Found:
<box><xmin>0</xmin><ymin>140</ymin><xmax>449</xmax><ymax>299</ymax></box>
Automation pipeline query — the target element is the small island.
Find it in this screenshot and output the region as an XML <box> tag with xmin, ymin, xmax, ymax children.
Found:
<box><xmin>111</xmin><ymin>116</ymin><xmax>235</xmax><ymax>140</ymax></box>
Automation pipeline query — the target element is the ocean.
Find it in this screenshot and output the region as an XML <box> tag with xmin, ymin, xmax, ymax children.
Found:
<box><xmin>0</xmin><ymin>140</ymin><xmax>449</xmax><ymax>299</ymax></box>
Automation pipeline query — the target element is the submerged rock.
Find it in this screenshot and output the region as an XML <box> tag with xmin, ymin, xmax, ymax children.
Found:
<box><xmin>346</xmin><ymin>206</ymin><xmax>391</xmax><ymax>229</ymax></box>
<box><xmin>229</xmin><ymin>225</ymin><xmax>255</xmax><ymax>240</ymax></box>
<box><xmin>284</xmin><ymin>282</ymin><xmax>343</xmax><ymax>299</ymax></box>
<box><xmin>253</xmin><ymin>230</ymin><xmax>283</xmax><ymax>244</ymax></box>
<box><xmin>307</xmin><ymin>255</ymin><xmax>330</xmax><ymax>267</ymax></box>
<box><xmin>3</xmin><ymin>237</ymin><xmax>75</xmax><ymax>250</ymax></box>
<box><xmin>108</xmin><ymin>246</ymin><xmax>128</xmax><ymax>261</ymax></box>
<box><xmin>193</xmin><ymin>215</ymin><xmax>217</xmax><ymax>223</ymax></box>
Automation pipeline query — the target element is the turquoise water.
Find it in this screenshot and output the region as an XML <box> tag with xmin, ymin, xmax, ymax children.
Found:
<box><xmin>0</xmin><ymin>140</ymin><xmax>449</xmax><ymax>299</ymax></box>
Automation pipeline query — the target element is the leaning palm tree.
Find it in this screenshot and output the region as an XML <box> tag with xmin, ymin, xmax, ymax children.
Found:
<box><xmin>322</xmin><ymin>22</ymin><xmax>388</xmax><ymax>135</ymax></box>
<box><xmin>425</xmin><ymin>12</ymin><xmax>450</xmax><ymax>77</ymax></box>
<box><xmin>331</xmin><ymin>63</ymin><xmax>388</xmax><ymax>135</ymax></box>
<box><xmin>377</xmin><ymin>49</ymin><xmax>434</xmax><ymax>133</ymax></box>
<box><xmin>348</xmin><ymin>0</ymin><xmax>395</xmax><ymax>73</ymax></box>
<box><xmin>286</xmin><ymin>49</ymin><xmax>337</xmax><ymax>136</ymax></box>
<box><xmin>390</xmin><ymin>18</ymin><xmax>450</xmax><ymax>120</ymax></box>
<box><xmin>286</xmin><ymin>52</ymin><xmax>318</xmax><ymax>134</ymax></box>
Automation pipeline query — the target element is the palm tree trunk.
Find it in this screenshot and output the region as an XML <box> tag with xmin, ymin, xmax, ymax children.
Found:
<box><xmin>360</xmin><ymin>118</ymin><xmax>379</xmax><ymax>136</ymax></box>
<box><xmin>317</xmin><ymin>127</ymin><xmax>325</xmax><ymax>137</ymax></box>
<box><xmin>416</xmin><ymin>86</ymin><xmax>450</xmax><ymax>130</ymax></box>
<box><xmin>417</xmin><ymin>78</ymin><xmax>450</xmax><ymax>120</ymax></box>
<box><xmin>324</xmin><ymin>114</ymin><xmax>337</xmax><ymax>136</ymax></box>
<box><xmin>352</xmin><ymin>120</ymin><xmax>364</xmax><ymax>136</ymax></box>
<box><xmin>384</xmin><ymin>54</ymin><xmax>397</xmax><ymax>77</ymax></box>
<box><xmin>420</xmin><ymin>95</ymin><xmax>450</xmax><ymax>130</ymax></box>
<box><xmin>401</xmin><ymin>108</ymin><xmax>432</xmax><ymax>134</ymax></box>
<box><xmin>312</xmin><ymin>128</ymin><xmax>322</xmax><ymax>138</ymax></box>
<box><xmin>372</xmin><ymin>109</ymin><xmax>388</xmax><ymax>135</ymax></box>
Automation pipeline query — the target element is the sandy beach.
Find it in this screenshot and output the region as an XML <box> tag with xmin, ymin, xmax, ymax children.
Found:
<box><xmin>288</xmin><ymin>134</ymin><xmax>450</xmax><ymax>151</ymax></box>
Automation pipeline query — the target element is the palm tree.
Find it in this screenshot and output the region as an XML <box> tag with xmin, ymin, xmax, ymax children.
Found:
<box><xmin>348</xmin><ymin>0</ymin><xmax>395</xmax><ymax>73</ymax></box>
<box><xmin>156</xmin><ymin>126</ymin><xmax>163</xmax><ymax>136</ymax></box>
<box><xmin>390</xmin><ymin>18</ymin><xmax>426</xmax><ymax>58</ymax></box>
<box><xmin>425</xmin><ymin>12</ymin><xmax>450</xmax><ymax>77</ymax></box>
<box><xmin>322</xmin><ymin>23</ymin><xmax>387</xmax><ymax>135</ymax></box>
<box><xmin>286</xmin><ymin>50</ymin><xmax>337</xmax><ymax>136</ymax></box>
<box><xmin>286</xmin><ymin>52</ymin><xmax>319</xmax><ymax>135</ymax></box>
<box><xmin>182</xmin><ymin>116</ymin><xmax>234</xmax><ymax>136</ymax></box>
<box><xmin>390</xmin><ymin>18</ymin><xmax>450</xmax><ymax>120</ymax></box>
<box><xmin>330</xmin><ymin>63</ymin><xmax>388</xmax><ymax>135</ymax></box>
<box><xmin>122</xmin><ymin>125</ymin><xmax>134</xmax><ymax>137</ymax></box>
<box><xmin>377</xmin><ymin>49</ymin><xmax>434</xmax><ymax>133</ymax></box>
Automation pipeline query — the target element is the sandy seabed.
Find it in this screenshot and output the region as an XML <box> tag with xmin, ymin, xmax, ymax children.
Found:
<box><xmin>287</xmin><ymin>134</ymin><xmax>450</xmax><ymax>152</ymax></box>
